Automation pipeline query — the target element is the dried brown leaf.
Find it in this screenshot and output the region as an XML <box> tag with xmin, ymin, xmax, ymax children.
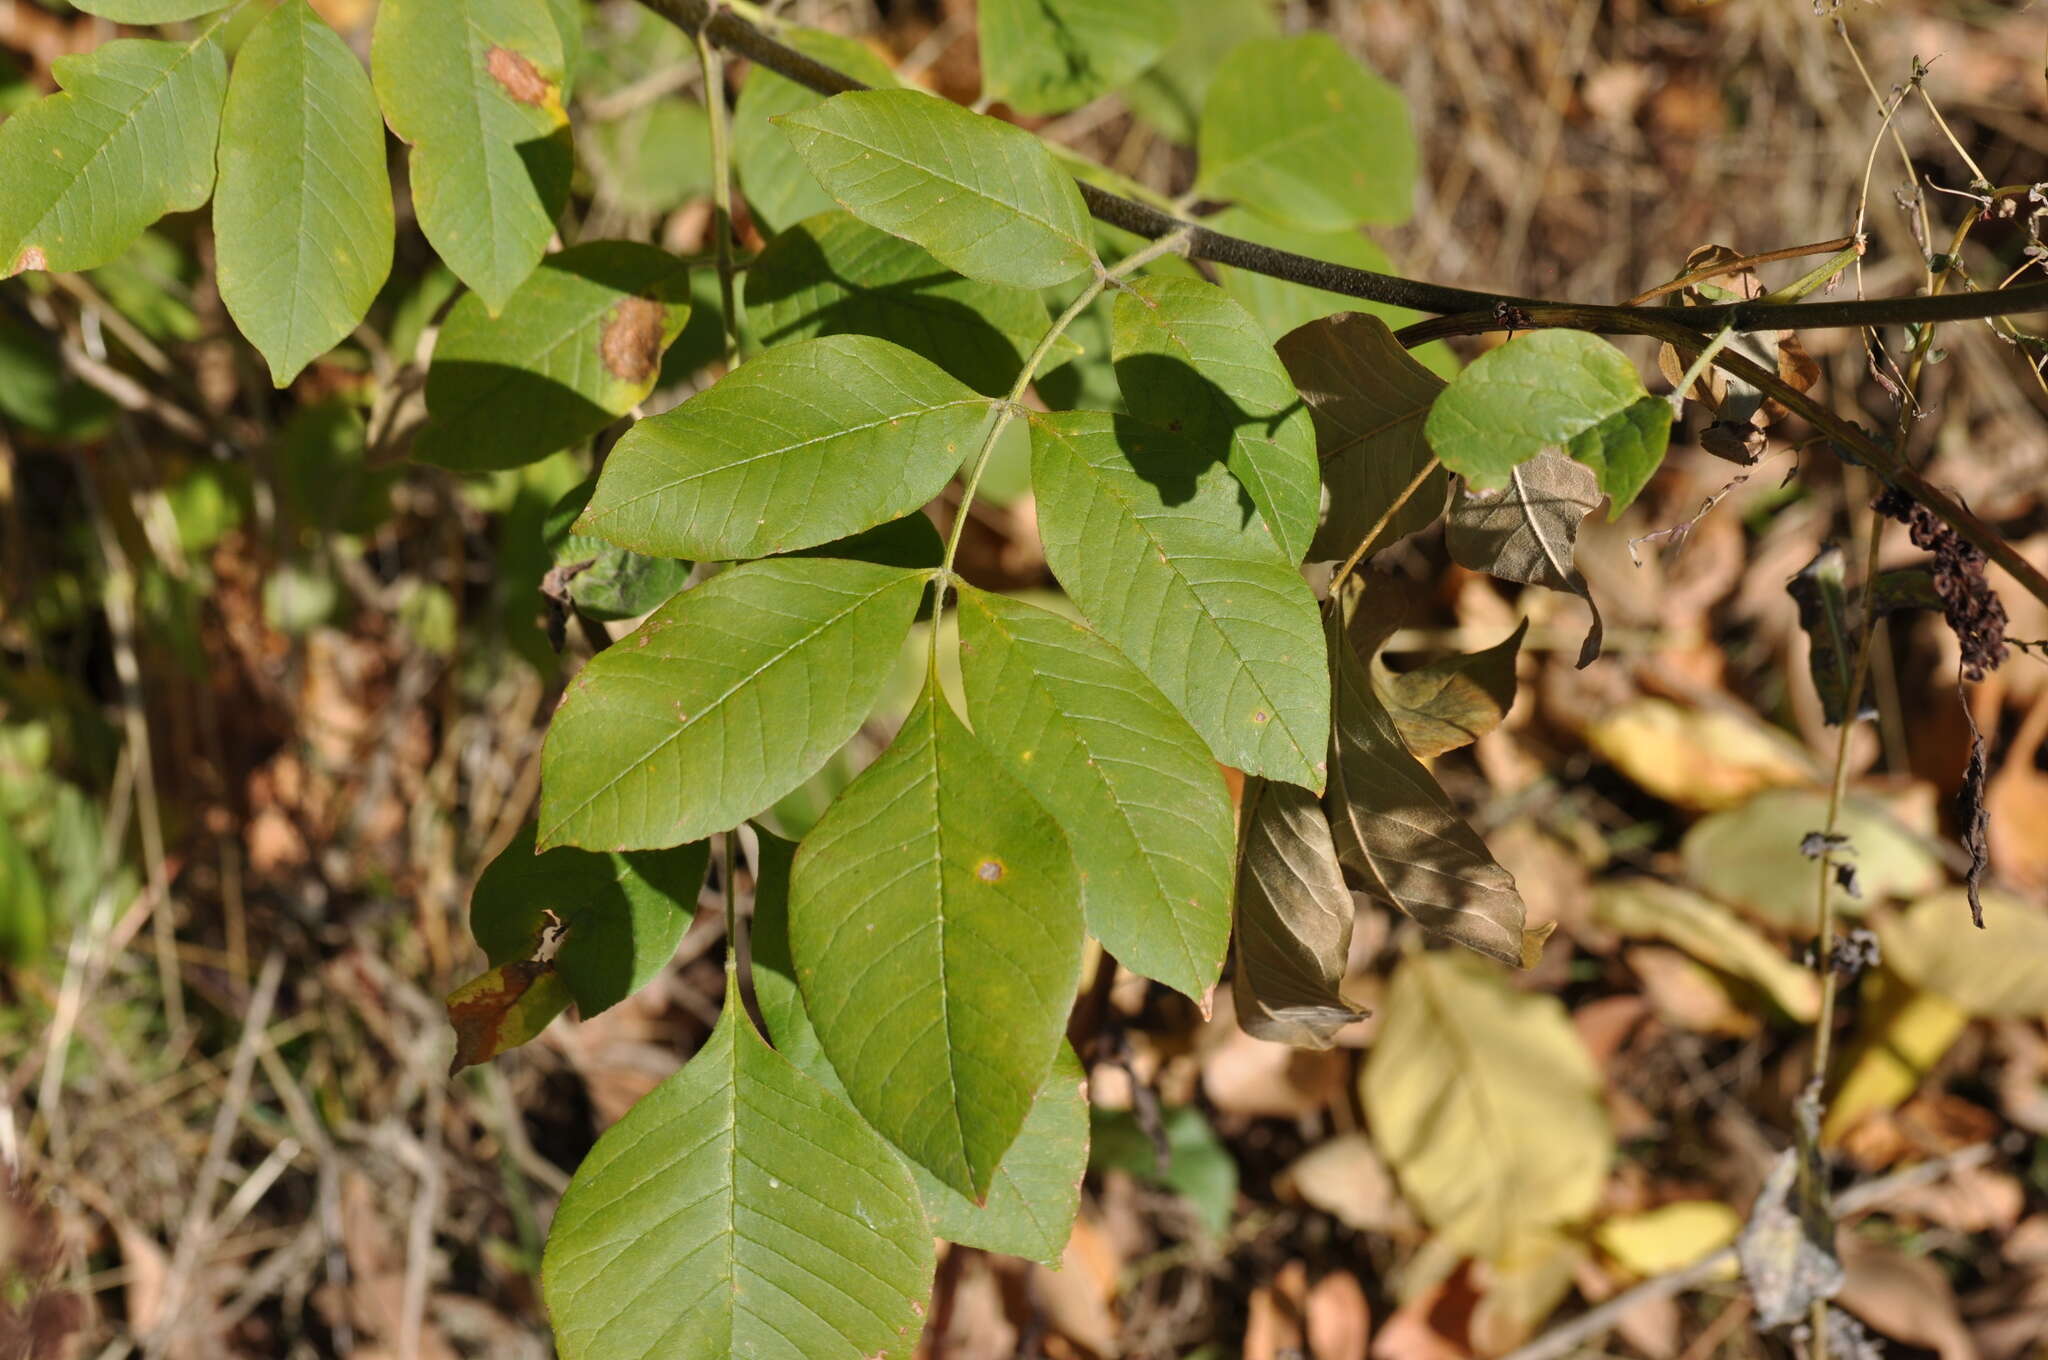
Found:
<box><xmin>1446</xmin><ymin>453</ymin><xmax>1604</xmax><ymax>668</ymax></box>
<box><xmin>1231</xmin><ymin>776</ymin><xmax>1368</xmax><ymax>1048</ymax></box>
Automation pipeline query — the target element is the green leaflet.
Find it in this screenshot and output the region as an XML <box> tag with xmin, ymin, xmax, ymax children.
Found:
<box><xmin>752</xmin><ymin>827</ymin><xmax>1090</xmax><ymax>1266</ymax></box>
<box><xmin>371</xmin><ymin>0</ymin><xmax>571</xmax><ymax>314</ymax></box>
<box><xmin>1276</xmin><ymin>312</ymin><xmax>1450</xmax><ymax>562</ymax></box>
<box><xmin>1195</xmin><ymin>34</ymin><xmax>1415</xmax><ymax>231</ymax></box>
<box><xmin>0</xmin><ymin>33</ymin><xmax>228</xmax><ymax>278</ymax></box>
<box><xmin>1111</xmin><ymin>275</ymin><xmax>1320</xmax><ymax>564</ymax></box>
<box><xmin>542</xmin><ymin>994</ymin><xmax>934</xmax><ymax>1360</ymax></box>
<box><xmin>582</xmin><ymin>98</ymin><xmax>713</xmax><ymax>216</ymax></box>
<box><xmin>469</xmin><ymin>823</ymin><xmax>707</xmax><ymax>1017</ymax></box>
<box><xmin>64</xmin><ymin>0</ymin><xmax>226</xmax><ymax>18</ymax></box>
<box><xmin>979</xmin><ymin>0</ymin><xmax>1178</xmax><ymax>116</ymax></box>
<box><xmin>778</xmin><ymin>89</ymin><xmax>1098</xmax><ymax>289</ymax></box>
<box><xmin>1425</xmin><ymin>330</ymin><xmax>1672</xmax><ymax>514</ymax></box>
<box><xmin>1119</xmin><ymin>0</ymin><xmax>1277</xmax><ymax>142</ymax></box>
<box><xmin>746</xmin><ymin>210</ymin><xmax>1061</xmax><ymax>398</ymax></box>
<box><xmin>732</xmin><ymin>28</ymin><xmax>901</xmax><ymax>236</ymax></box>
<box><xmin>415</xmin><ymin>241</ymin><xmax>692</xmax><ymax>471</ymax></box>
<box><xmin>214</xmin><ymin>0</ymin><xmax>394</xmax><ymax>387</ymax></box>
<box><xmin>787</xmin><ymin>681</ymin><xmax>1085</xmax><ymax>1200</ymax></box>
<box><xmin>537</xmin><ymin>557</ymin><xmax>928</xmax><ymax>851</ymax></box>
<box><xmin>578</xmin><ymin>334</ymin><xmax>996</xmax><ymax>561</ymax></box>
<box><xmin>1029</xmin><ymin>410</ymin><xmax>1329</xmax><ymax>790</ymax></box>
<box><xmin>955</xmin><ymin>587</ymin><xmax>1233</xmax><ymax>1005</ymax></box>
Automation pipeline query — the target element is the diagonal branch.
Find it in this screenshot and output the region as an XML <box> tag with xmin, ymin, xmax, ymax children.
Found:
<box><xmin>641</xmin><ymin>0</ymin><xmax>2048</xmax><ymax>334</ymax></box>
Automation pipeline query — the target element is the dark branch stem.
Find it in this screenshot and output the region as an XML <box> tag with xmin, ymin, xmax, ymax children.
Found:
<box><xmin>644</xmin><ymin>0</ymin><xmax>2048</xmax><ymax>335</ymax></box>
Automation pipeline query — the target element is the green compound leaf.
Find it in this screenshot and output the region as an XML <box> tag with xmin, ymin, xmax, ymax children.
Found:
<box><xmin>214</xmin><ymin>0</ymin><xmax>393</xmax><ymax>388</ymax></box>
<box><xmin>979</xmin><ymin>0</ymin><xmax>1178</xmax><ymax>116</ymax></box>
<box><xmin>538</xmin><ymin>558</ymin><xmax>927</xmax><ymax>852</ymax></box>
<box><xmin>371</xmin><ymin>0</ymin><xmax>571</xmax><ymax>314</ymax></box>
<box><xmin>543</xmin><ymin>477</ymin><xmax>692</xmax><ymax>623</ymax></box>
<box><xmin>956</xmin><ymin>587</ymin><xmax>1233</xmax><ymax>1005</ymax></box>
<box><xmin>1361</xmin><ymin>950</ymin><xmax>1612</xmax><ymax>1259</ymax></box>
<box><xmin>1276</xmin><ymin>312</ymin><xmax>1450</xmax><ymax>562</ymax></box>
<box><xmin>746</xmin><ymin>210</ymin><xmax>1060</xmax><ymax>397</ymax></box>
<box><xmin>1029</xmin><ymin>410</ymin><xmax>1329</xmax><ymax>791</ymax></box>
<box><xmin>578</xmin><ymin>334</ymin><xmax>996</xmax><ymax>561</ymax></box>
<box><xmin>733</xmin><ymin>28</ymin><xmax>900</xmax><ymax>237</ymax></box>
<box><xmin>470</xmin><ymin>822</ymin><xmax>706</xmax><ymax>1017</ymax></box>
<box><xmin>1425</xmin><ymin>330</ymin><xmax>1672</xmax><ymax>515</ymax></box>
<box><xmin>542</xmin><ymin>994</ymin><xmax>934</xmax><ymax>1360</ymax></box>
<box><xmin>66</xmin><ymin>0</ymin><xmax>228</xmax><ymax>18</ymax></box>
<box><xmin>1195</xmin><ymin>34</ymin><xmax>1415</xmax><ymax>231</ymax></box>
<box><xmin>778</xmin><ymin>88</ymin><xmax>1098</xmax><ymax>289</ymax></box>
<box><xmin>788</xmin><ymin>680</ymin><xmax>1085</xmax><ymax>1200</ymax></box>
<box><xmin>0</xmin><ymin>32</ymin><xmax>227</xmax><ymax>278</ymax></box>
<box><xmin>1111</xmin><ymin>275</ymin><xmax>1320</xmax><ymax>564</ymax></box>
<box><xmin>416</xmin><ymin>242</ymin><xmax>691</xmax><ymax>471</ymax></box>
<box><xmin>751</xmin><ymin>835</ymin><xmax>1089</xmax><ymax>1266</ymax></box>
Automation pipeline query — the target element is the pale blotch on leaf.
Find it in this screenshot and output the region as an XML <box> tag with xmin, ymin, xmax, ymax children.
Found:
<box><xmin>976</xmin><ymin>858</ymin><xmax>1006</xmax><ymax>883</ymax></box>
<box><xmin>11</xmin><ymin>246</ymin><xmax>45</xmax><ymax>277</ymax></box>
<box><xmin>600</xmin><ymin>296</ymin><xmax>666</xmax><ymax>383</ymax></box>
<box><xmin>486</xmin><ymin>46</ymin><xmax>554</xmax><ymax>108</ymax></box>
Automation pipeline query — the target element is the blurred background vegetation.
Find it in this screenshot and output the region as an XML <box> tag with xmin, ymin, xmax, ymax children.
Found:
<box><xmin>3</xmin><ymin>1</ymin><xmax>2048</xmax><ymax>1357</ymax></box>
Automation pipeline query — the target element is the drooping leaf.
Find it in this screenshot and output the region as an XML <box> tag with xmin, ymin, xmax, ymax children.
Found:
<box><xmin>1360</xmin><ymin>950</ymin><xmax>1612</xmax><ymax>1258</ymax></box>
<box><xmin>371</xmin><ymin>0</ymin><xmax>571</xmax><ymax>314</ymax></box>
<box><xmin>1880</xmin><ymin>888</ymin><xmax>2048</xmax><ymax>1017</ymax></box>
<box><xmin>745</xmin><ymin>210</ymin><xmax>1058</xmax><ymax>397</ymax></box>
<box><xmin>1276</xmin><ymin>312</ymin><xmax>1450</xmax><ymax>562</ymax></box>
<box><xmin>1110</xmin><ymin>275</ymin><xmax>1320</xmax><ymax>563</ymax></box>
<box><xmin>1592</xmin><ymin>878</ymin><xmax>1819</xmax><ymax>1021</ymax></box>
<box><xmin>214</xmin><ymin>0</ymin><xmax>394</xmax><ymax>387</ymax></box>
<box><xmin>1326</xmin><ymin>613</ymin><xmax>1536</xmax><ymax>967</ymax></box>
<box><xmin>538</xmin><ymin>558</ymin><xmax>928</xmax><ymax>851</ymax></box>
<box><xmin>1119</xmin><ymin>0</ymin><xmax>1278</xmax><ymax>142</ymax></box>
<box><xmin>66</xmin><ymin>0</ymin><xmax>227</xmax><ymax>18</ymax></box>
<box><xmin>955</xmin><ymin>587</ymin><xmax>1234</xmax><ymax>1004</ymax></box>
<box><xmin>1680</xmin><ymin>789</ymin><xmax>1943</xmax><ymax>928</ymax></box>
<box><xmin>1091</xmin><ymin>1104</ymin><xmax>1239</xmax><ymax>1236</ymax></box>
<box><xmin>750</xmin><ymin>826</ymin><xmax>1090</xmax><ymax>1263</ymax></box>
<box><xmin>1425</xmin><ymin>331</ymin><xmax>1671</xmax><ymax>514</ymax></box>
<box><xmin>1194</xmin><ymin>34</ymin><xmax>1414</xmax><ymax>231</ymax></box>
<box><xmin>542</xmin><ymin>996</ymin><xmax>934</xmax><ymax>1360</ymax></box>
<box><xmin>787</xmin><ymin>680</ymin><xmax>1085</xmax><ymax>1199</ymax></box>
<box><xmin>1789</xmin><ymin>544</ymin><xmax>1870</xmax><ymax>725</ymax></box>
<box><xmin>732</xmin><ymin>28</ymin><xmax>900</xmax><ymax>236</ymax></box>
<box><xmin>1230</xmin><ymin>776</ymin><xmax>1365</xmax><ymax>1048</ymax></box>
<box><xmin>1445</xmin><ymin>451</ymin><xmax>1605</xmax><ymax>668</ymax></box>
<box><xmin>542</xmin><ymin>477</ymin><xmax>693</xmax><ymax>624</ymax></box>
<box><xmin>416</xmin><ymin>241</ymin><xmax>691</xmax><ymax>471</ymax></box>
<box><xmin>778</xmin><ymin>88</ymin><xmax>1097</xmax><ymax>289</ymax></box>
<box><xmin>469</xmin><ymin>822</ymin><xmax>707</xmax><ymax>1016</ymax></box>
<box><xmin>0</xmin><ymin>32</ymin><xmax>227</xmax><ymax>277</ymax></box>
<box><xmin>1030</xmin><ymin>410</ymin><xmax>1329</xmax><ymax>789</ymax></box>
<box><xmin>979</xmin><ymin>0</ymin><xmax>1178</xmax><ymax>116</ymax></box>
<box><xmin>1371</xmin><ymin>620</ymin><xmax>1524</xmax><ymax>759</ymax></box>
<box><xmin>578</xmin><ymin>334</ymin><xmax>996</xmax><ymax>560</ymax></box>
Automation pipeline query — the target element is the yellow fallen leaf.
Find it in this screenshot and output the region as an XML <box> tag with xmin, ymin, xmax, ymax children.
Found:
<box><xmin>1595</xmin><ymin>1202</ymin><xmax>1741</xmax><ymax>1279</ymax></box>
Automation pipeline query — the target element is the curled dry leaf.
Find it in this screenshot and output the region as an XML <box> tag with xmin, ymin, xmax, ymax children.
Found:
<box><xmin>1446</xmin><ymin>452</ymin><xmax>1605</xmax><ymax>668</ymax></box>
<box><xmin>1372</xmin><ymin>619</ymin><xmax>1526</xmax><ymax>759</ymax></box>
<box><xmin>1325</xmin><ymin>608</ymin><xmax>1540</xmax><ymax>968</ymax></box>
<box><xmin>1232</xmin><ymin>776</ymin><xmax>1369</xmax><ymax>1048</ymax></box>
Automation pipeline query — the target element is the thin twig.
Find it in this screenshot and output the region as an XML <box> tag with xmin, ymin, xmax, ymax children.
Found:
<box><xmin>1626</xmin><ymin>237</ymin><xmax>1860</xmax><ymax>306</ymax></box>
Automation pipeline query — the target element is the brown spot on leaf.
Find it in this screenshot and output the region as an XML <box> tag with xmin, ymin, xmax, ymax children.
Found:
<box><xmin>600</xmin><ymin>296</ymin><xmax>666</xmax><ymax>383</ymax></box>
<box><xmin>487</xmin><ymin>45</ymin><xmax>554</xmax><ymax>107</ymax></box>
<box><xmin>11</xmin><ymin>246</ymin><xmax>46</xmax><ymax>276</ymax></box>
<box><xmin>976</xmin><ymin>858</ymin><xmax>1005</xmax><ymax>883</ymax></box>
